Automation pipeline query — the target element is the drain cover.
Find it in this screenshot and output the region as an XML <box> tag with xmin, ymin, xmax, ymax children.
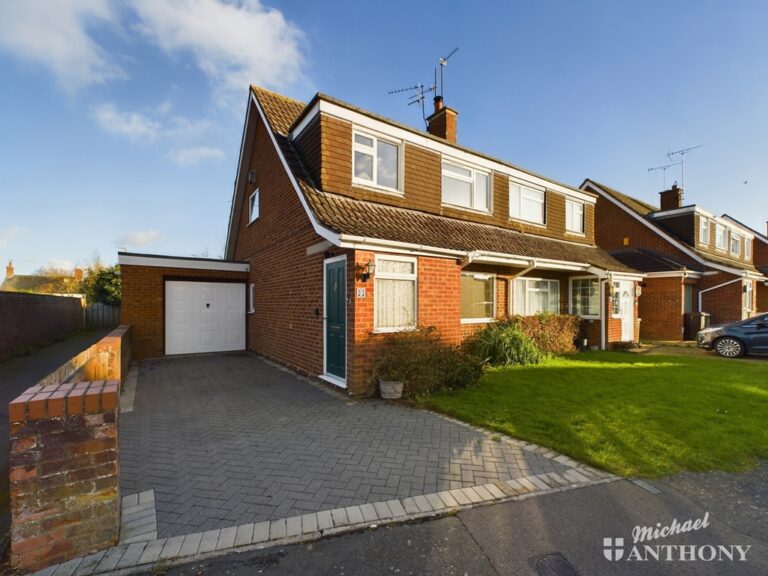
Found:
<box><xmin>536</xmin><ymin>553</ymin><xmax>580</xmax><ymax>576</ymax></box>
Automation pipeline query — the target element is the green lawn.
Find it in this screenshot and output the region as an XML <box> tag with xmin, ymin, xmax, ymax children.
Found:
<box><xmin>417</xmin><ymin>352</ymin><xmax>768</xmax><ymax>478</ymax></box>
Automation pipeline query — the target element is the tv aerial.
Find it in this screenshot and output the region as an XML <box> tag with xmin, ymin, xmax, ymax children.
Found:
<box><xmin>666</xmin><ymin>144</ymin><xmax>702</xmax><ymax>189</ymax></box>
<box><xmin>648</xmin><ymin>161</ymin><xmax>681</xmax><ymax>189</ymax></box>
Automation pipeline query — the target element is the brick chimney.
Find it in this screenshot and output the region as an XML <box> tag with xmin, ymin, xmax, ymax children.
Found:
<box><xmin>659</xmin><ymin>184</ymin><xmax>684</xmax><ymax>211</ymax></box>
<box><xmin>426</xmin><ymin>96</ymin><xmax>458</xmax><ymax>143</ymax></box>
<box><xmin>73</xmin><ymin>267</ymin><xmax>84</xmax><ymax>281</ymax></box>
<box><xmin>5</xmin><ymin>260</ymin><xmax>13</xmax><ymax>280</ymax></box>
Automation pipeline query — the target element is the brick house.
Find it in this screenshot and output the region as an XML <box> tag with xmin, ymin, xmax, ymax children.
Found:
<box><xmin>580</xmin><ymin>180</ymin><xmax>766</xmax><ymax>341</ymax></box>
<box><xmin>121</xmin><ymin>87</ymin><xmax>643</xmax><ymax>395</ymax></box>
<box><xmin>722</xmin><ymin>215</ymin><xmax>768</xmax><ymax>314</ymax></box>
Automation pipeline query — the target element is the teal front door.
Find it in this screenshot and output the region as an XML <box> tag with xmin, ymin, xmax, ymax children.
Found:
<box><xmin>325</xmin><ymin>258</ymin><xmax>346</xmax><ymax>381</ymax></box>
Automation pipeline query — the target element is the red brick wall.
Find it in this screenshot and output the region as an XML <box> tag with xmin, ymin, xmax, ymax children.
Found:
<box><xmin>9</xmin><ymin>381</ymin><xmax>120</xmax><ymax>572</ymax></box>
<box><xmin>120</xmin><ymin>265</ymin><xmax>248</xmax><ymax>360</ymax></box>
<box><xmin>638</xmin><ymin>277</ymin><xmax>686</xmax><ymax>340</ymax></box>
<box><xmin>0</xmin><ymin>293</ymin><xmax>83</xmax><ymax>362</ymax></box>
<box><xmin>698</xmin><ymin>272</ymin><xmax>749</xmax><ymax>325</ymax></box>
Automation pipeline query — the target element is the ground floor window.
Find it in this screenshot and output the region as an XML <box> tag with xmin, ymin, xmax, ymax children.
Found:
<box><xmin>461</xmin><ymin>273</ymin><xmax>495</xmax><ymax>322</ymax></box>
<box><xmin>570</xmin><ymin>277</ymin><xmax>600</xmax><ymax>318</ymax></box>
<box><xmin>513</xmin><ymin>278</ymin><xmax>560</xmax><ymax>316</ymax></box>
<box><xmin>374</xmin><ymin>256</ymin><xmax>417</xmax><ymax>331</ymax></box>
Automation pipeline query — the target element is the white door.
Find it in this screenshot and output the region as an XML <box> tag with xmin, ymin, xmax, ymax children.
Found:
<box><xmin>614</xmin><ymin>281</ymin><xmax>635</xmax><ymax>342</ymax></box>
<box><xmin>165</xmin><ymin>281</ymin><xmax>245</xmax><ymax>355</ymax></box>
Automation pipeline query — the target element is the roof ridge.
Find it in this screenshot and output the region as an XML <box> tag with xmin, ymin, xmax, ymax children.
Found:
<box><xmin>250</xmin><ymin>85</ymin><xmax>306</xmax><ymax>106</ymax></box>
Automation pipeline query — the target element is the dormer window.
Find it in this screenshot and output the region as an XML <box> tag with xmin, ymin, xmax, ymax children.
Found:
<box><xmin>509</xmin><ymin>181</ymin><xmax>545</xmax><ymax>225</ymax></box>
<box><xmin>730</xmin><ymin>233</ymin><xmax>741</xmax><ymax>256</ymax></box>
<box><xmin>441</xmin><ymin>160</ymin><xmax>490</xmax><ymax>212</ymax></box>
<box><xmin>352</xmin><ymin>130</ymin><xmax>400</xmax><ymax>192</ymax></box>
<box><xmin>715</xmin><ymin>224</ymin><xmax>727</xmax><ymax>251</ymax></box>
<box><xmin>699</xmin><ymin>217</ymin><xmax>710</xmax><ymax>245</ymax></box>
<box><xmin>565</xmin><ymin>200</ymin><xmax>585</xmax><ymax>234</ymax></box>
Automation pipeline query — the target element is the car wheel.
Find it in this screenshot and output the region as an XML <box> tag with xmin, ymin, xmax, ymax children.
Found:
<box><xmin>714</xmin><ymin>337</ymin><xmax>745</xmax><ymax>358</ymax></box>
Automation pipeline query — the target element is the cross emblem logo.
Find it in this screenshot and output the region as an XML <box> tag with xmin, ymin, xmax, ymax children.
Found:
<box><xmin>603</xmin><ymin>537</ymin><xmax>624</xmax><ymax>561</ymax></box>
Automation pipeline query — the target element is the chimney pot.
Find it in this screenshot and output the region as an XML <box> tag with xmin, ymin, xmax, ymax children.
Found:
<box><xmin>659</xmin><ymin>185</ymin><xmax>684</xmax><ymax>211</ymax></box>
<box><xmin>433</xmin><ymin>95</ymin><xmax>444</xmax><ymax>114</ymax></box>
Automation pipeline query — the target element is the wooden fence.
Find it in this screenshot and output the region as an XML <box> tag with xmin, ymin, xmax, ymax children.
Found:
<box><xmin>84</xmin><ymin>303</ymin><xmax>121</xmax><ymax>328</ymax></box>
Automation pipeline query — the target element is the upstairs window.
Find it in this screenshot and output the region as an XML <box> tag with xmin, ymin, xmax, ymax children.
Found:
<box><xmin>745</xmin><ymin>238</ymin><xmax>752</xmax><ymax>260</ymax></box>
<box><xmin>699</xmin><ymin>217</ymin><xmax>710</xmax><ymax>245</ymax></box>
<box><xmin>248</xmin><ymin>189</ymin><xmax>260</xmax><ymax>223</ymax></box>
<box><xmin>571</xmin><ymin>278</ymin><xmax>600</xmax><ymax>318</ymax></box>
<box><xmin>461</xmin><ymin>273</ymin><xmax>495</xmax><ymax>322</ymax></box>
<box><xmin>730</xmin><ymin>233</ymin><xmax>741</xmax><ymax>257</ymax></box>
<box><xmin>715</xmin><ymin>224</ymin><xmax>727</xmax><ymax>250</ymax></box>
<box><xmin>441</xmin><ymin>161</ymin><xmax>490</xmax><ymax>212</ymax></box>
<box><xmin>509</xmin><ymin>182</ymin><xmax>545</xmax><ymax>225</ymax></box>
<box><xmin>566</xmin><ymin>200</ymin><xmax>585</xmax><ymax>234</ymax></box>
<box><xmin>513</xmin><ymin>278</ymin><xmax>559</xmax><ymax>316</ymax></box>
<box><xmin>352</xmin><ymin>131</ymin><xmax>400</xmax><ymax>191</ymax></box>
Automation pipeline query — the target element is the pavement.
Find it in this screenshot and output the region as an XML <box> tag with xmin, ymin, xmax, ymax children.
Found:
<box><xmin>120</xmin><ymin>353</ymin><xmax>590</xmax><ymax>538</ymax></box>
<box><xmin>0</xmin><ymin>330</ymin><xmax>110</xmax><ymax>539</ymax></box>
<box><xmin>130</xmin><ymin>464</ymin><xmax>768</xmax><ymax>576</ymax></box>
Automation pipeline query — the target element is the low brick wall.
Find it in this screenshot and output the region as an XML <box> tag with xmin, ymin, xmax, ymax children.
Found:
<box><xmin>0</xmin><ymin>292</ymin><xmax>84</xmax><ymax>362</ymax></box>
<box><xmin>9</xmin><ymin>381</ymin><xmax>120</xmax><ymax>572</ymax></box>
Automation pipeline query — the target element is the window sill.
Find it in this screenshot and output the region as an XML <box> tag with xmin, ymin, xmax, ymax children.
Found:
<box><xmin>565</xmin><ymin>230</ymin><xmax>586</xmax><ymax>237</ymax></box>
<box><xmin>372</xmin><ymin>326</ymin><xmax>418</xmax><ymax>334</ymax></box>
<box><xmin>577</xmin><ymin>315</ymin><xmax>600</xmax><ymax>320</ymax></box>
<box><xmin>351</xmin><ymin>180</ymin><xmax>404</xmax><ymax>197</ymax></box>
<box><xmin>460</xmin><ymin>318</ymin><xmax>496</xmax><ymax>325</ymax></box>
<box><xmin>247</xmin><ymin>217</ymin><xmax>259</xmax><ymax>227</ymax></box>
<box><xmin>442</xmin><ymin>203</ymin><xmax>493</xmax><ymax>216</ymax></box>
<box><xmin>509</xmin><ymin>217</ymin><xmax>546</xmax><ymax>228</ymax></box>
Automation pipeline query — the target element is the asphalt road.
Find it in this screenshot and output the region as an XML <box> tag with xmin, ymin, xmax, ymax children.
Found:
<box><xmin>138</xmin><ymin>463</ymin><xmax>768</xmax><ymax>576</ymax></box>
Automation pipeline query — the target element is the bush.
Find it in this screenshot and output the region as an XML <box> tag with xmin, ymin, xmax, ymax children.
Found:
<box><xmin>372</xmin><ymin>327</ymin><xmax>484</xmax><ymax>398</ymax></box>
<box><xmin>507</xmin><ymin>313</ymin><xmax>581</xmax><ymax>355</ymax></box>
<box><xmin>467</xmin><ymin>322</ymin><xmax>543</xmax><ymax>366</ymax></box>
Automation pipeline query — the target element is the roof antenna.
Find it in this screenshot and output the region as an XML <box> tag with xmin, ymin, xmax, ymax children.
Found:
<box><xmin>387</xmin><ymin>82</ymin><xmax>436</xmax><ymax>128</ymax></box>
<box><xmin>437</xmin><ymin>47</ymin><xmax>459</xmax><ymax>100</ymax></box>
<box><xmin>666</xmin><ymin>144</ymin><xmax>702</xmax><ymax>189</ymax></box>
<box><xmin>647</xmin><ymin>161</ymin><xmax>681</xmax><ymax>190</ymax></box>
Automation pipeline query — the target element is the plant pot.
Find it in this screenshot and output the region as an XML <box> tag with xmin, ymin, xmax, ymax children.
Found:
<box><xmin>379</xmin><ymin>379</ymin><xmax>403</xmax><ymax>400</ymax></box>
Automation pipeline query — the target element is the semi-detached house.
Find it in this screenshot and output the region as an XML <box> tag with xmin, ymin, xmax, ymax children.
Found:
<box><xmin>120</xmin><ymin>87</ymin><xmax>642</xmax><ymax>395</ymax></box>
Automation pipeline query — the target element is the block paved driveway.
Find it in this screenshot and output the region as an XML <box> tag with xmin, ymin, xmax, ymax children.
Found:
<box><xmin>120</xmin><ymin>353</ymin><xmax>572</xmax><ymax>538</ymax></box>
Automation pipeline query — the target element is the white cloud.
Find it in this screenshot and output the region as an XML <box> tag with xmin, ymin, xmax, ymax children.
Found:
<box><xmin>0</xmin><ymin>225</ymin><xmax>22</xmax><ymax>249</ymax></box>
<box><xmin>115</xmin><ymin>229</ymin><xmax>162</xmax><ymax>247</ymax></box>
<box><xmin>0</xmin><ymin>0</ymin><xmax>124</xmax><ymax>91</ymax></box>
<box><xmin>92</xmin><ymin>103</ymin><xmax>162</xmax><ymax>141</ymax></box>
<box><xmin>131</xmin><ymin>0</ymin><xmax>305</xmax><ymax>109</ymax></box>
<box><xmin>169</xmin><ymin>146</ymin><xmax>226</xmax><ymax>167</ymax></box>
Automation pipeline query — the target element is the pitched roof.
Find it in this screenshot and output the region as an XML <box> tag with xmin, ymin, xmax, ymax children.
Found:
<box><xmin>246</xmin><ymin>87</ymin><xmax>636</xmax><ymax>273</ymax></box>
<box><xmin>583</xmin><ymin>179</ymin><xmax>658</xmax><ymax>216</ymax></box>
<box><xmin>608</xmin><ymin>248</ymin><xmax>703</xmax><ymax>273</ymax></box>
<box><xmin>1</xmin><ymin>275</ymin><xmax>80</xmax><ymax>294</ymax></box>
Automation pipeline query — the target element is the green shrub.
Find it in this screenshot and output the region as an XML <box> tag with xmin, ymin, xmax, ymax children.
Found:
<box><xmin>467</xmin><ymin>322</ymin><xmax>543</xmax><ymax>366</ymax></box>
<box><xmin>372</xmin><ymin>327</ymin><xmax>484</xmax><ymax>398</ymax></box>
<box><xmin>508</xmin><ymin>313</ymin><xmax>581</xmax><ymax>354</ymax></box>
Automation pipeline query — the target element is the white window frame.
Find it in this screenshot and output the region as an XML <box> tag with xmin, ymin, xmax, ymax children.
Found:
<box><xmin>512</xmin><ymin>278</ymin><xmax>560</xmax><ymax>316</ymax></box>
<box><xmin>715</xmin><ymin>223</ymin><xmax>727</xmax><ymax>251</ymax></box>
<box><xmin>351</xmin><ymin>129</ymin><xmax>402</xmax><ymax>194</ymax></box>
<box><xmin>569</xmin><ymin>276</ymin><xmax>600</xmax><ymax>319</ymax></box>
<box><xmin>565</xmin><ymin>199</ymin><xmax>585</xmax><ymax>234</ymax></box>
<box><xmin>248</xmin><ymin>283</ymin><xmax>255</xmax><ymax>314</ymax></box>
<box><xmin>730</xmin><ymin>232</ymin><xmax>741</xmax><ymax>257</ymax></box>
<box><xmin>745</xmin><ymin>238</ymin><xmax>752</xmax><ymax>260</ymax></box>
<box><xmin>744</xmin><ymin>280</ymin><xmax>753</xmax><ymax>312</ymax></box>
<box><xmin>441</xmin><ymin>158</ymin><xmax>492</xmax><ymax>213</ymax></box>
<box><xmin>699</xmin><ymin>217</ymin><xmax>710</xmax><ymax>245</ymax></box>
<box><xmin>373</xmin><ymin>254</ymin><xmax>417</xmax><ymax>333</ymax></box>
<box><xmin>509</xmin><ymin>180</ymin><xmax>546</xmax><ymax>226</ymax></box>
<box><xmin>248</xmin><ymin>189</ymin><xmax>260</xmax><ymax>223</ymax></box>
<box><xmin>460</xmin><ymin>272</ymin><xmax>496</xmax><ymax>324</ymax></box>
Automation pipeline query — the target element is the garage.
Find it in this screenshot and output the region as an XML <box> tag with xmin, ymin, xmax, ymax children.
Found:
<box><xmin>118</xmin><ymin>252</ymin><xmax>250</xmax><ymax>360</ymax></box>
<box><xmin>165</xmin><ymin>281</ymin><xmax>246</xmax><ymax>355</ymax></box>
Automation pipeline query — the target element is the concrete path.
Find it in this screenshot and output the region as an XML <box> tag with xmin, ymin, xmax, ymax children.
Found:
<box><xmin>0</xmin><ymin>329</ymin><xmax>111</xmax><ymax>538</ymax></box>
<box><xmin>120</xmin><ymin>353</ymin><xmax>594</xmax><ymax>538</ymax></box>
<box><xmin>128</xmin><ymin>465</ymin><xmax>768</xmax><ymax>576</ymax></box>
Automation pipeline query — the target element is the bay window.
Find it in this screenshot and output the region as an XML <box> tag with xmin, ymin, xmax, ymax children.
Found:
<box><xmin>374</xmin><ymin>256</ymin><xmax>417</xmax><ymax>331</ymax></box>
<box><xmin>566</xmin><ymin>199</ymin><xmax>585</xmax><ymax>234</ymax></box>
<box><xmin>442</xmin><ymin>160</ymin><xmax>490</xmax><ymax>212</ymax></box>
<box><xmin>570</xmin><ymin>278</ymin><xmax>600</xmax><ymax>318</ymax></box>
<box><xmin>513</xmin><ymin>278</ymin><xmax>560</xmax><ymax>316</ymax></box>
<box><xmin>353</xmin><ymin>131</ymin><xmax>400</xmax><ymax>191</ymax></box>
<box><xmin>461</xmin><ymin>273</ymin><xmax>495</xmax><ymax>322</ymax></box>
<box><xmin>509</xmin><ymin>182</ymin><xmax>545</xmax><ymax>224</ymax></box>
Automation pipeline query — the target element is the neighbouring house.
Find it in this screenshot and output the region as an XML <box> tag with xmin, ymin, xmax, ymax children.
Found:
<box><xmin>120</xmin><ymin>86</ymin><xmax>642</xmax><ymax>395</ymax></box>
<box><xmin>2</xmin><ymin>260</ymin><xmax>84</xmax><ymax>297</ymax></box>
<box><xmin>721</xmin><ymin>215</ymin><xmax>768</xmax><ymax>313</ymax></box>
<box><xmin>580</xmin><ymin>180</ymin><xmax>766</xmax><ymax>340</ymax></box>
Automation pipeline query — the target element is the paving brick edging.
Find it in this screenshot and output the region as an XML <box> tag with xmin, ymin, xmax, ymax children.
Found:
<box><xmin>31</xmin><ymin>466</ymin><xmax>617</xmax><ymax>576</ymax></box>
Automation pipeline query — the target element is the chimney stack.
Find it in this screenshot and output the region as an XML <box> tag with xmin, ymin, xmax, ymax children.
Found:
<box><xmin>73</xmin><ymin>267</ymin><xmax>84</xmax><ymax>281</ymax></box>
<box><xmin>659</xmin><ymin>183</ymin><xmax>684</xmax><ymax>211</ymax></box>
<box><xmin>426</xmin><ymin>96</ymin><xmax>458</xmax><ymax>143</ymax></box>
<box><xmin>5</xmin><ymin>260</ymin><xmax>13</xmax><ymax>280</ymax></box>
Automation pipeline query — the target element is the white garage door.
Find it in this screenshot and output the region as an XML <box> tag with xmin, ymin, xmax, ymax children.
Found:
<box><xmin>165</xmin><ymin>281</ymin><xmax>246</xmax><ymax>355</ymax></box>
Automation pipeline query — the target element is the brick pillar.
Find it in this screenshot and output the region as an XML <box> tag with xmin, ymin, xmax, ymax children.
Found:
<box><xmin>9</xmin><ymin>381</ymin><xmax>120</xmax><ymax>572</ymax></box>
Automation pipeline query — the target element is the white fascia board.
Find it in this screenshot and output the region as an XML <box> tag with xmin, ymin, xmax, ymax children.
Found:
<box><xmin>249</xmin><ymin>92</ymin><xmax>341</xmax><ymax>247</ymax></box>
<box><xmin>338</xmin><ymin>235</ymin><xmax>465</xmax><ymax>258</ymax></box>
<box><xmin>118</xmin><ymin>254</ymin><xmax>249</xmax><ymax>272</ymax></box>
<box><xmin>293</xmin><ymin>100</ymin><xmax>596</xmax><ymax>204</ymax></box>
<box><xmin>225</xmin><ymin>94</ymin><xmax>253</xmax><ymax>260</ymax></box>
<box><xmin>721</xmin><ymin>215</ymin><xmax>768</xmax><ymax>244</ymax></box>
<box><xmin>644</xmin><ymin>270</ymin><xmax>702</xmax><ymax>279</ymax></box>
<box><xmin>650</xmin><ymin>206</ymin><xmax>697</xmax><ymax>218</ymax></box>
<box><xmin>715</xmin><ymin>215</ymin><xmax>756</xmax><ymax>240</ymax></box>
<box><xmin>582</xmin><ymin>181</ymin><xmax>754</xmax><ymax>278</ymax></box>
<box><xmin>651</xmin><ymin>207</ymin><xmax>756</xmax><ymax>240</ymax></box>
<box><xmin>611</xmin><ymin>273</ymin><xmax>646</xmax><ymax>281</ymax></box>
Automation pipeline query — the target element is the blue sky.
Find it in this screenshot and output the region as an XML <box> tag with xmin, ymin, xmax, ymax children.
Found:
<box><xmin>1</xmin><ymin>1</ymin><xmax>766</xmax><ymax>274</ymax></box>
